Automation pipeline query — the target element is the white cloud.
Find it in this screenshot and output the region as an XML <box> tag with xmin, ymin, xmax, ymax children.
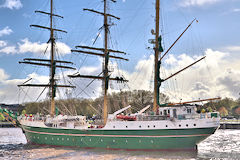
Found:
<box><xmin>0</xmin><ymin>70</ymin><xmax>58</xmax><ymax>104</ymax></box>
<box><xmin>0</xmin><ymin>38</ymin><xmax>71</xmax><ymax>55</ymax></box>
<box><xmin>179</xmin><ymin>0</ymin><xmax>221</xmax><ymax>7</ymax></box>
<box><xmin>1</xmin><ymin>48</ymin><xmax>240</xmax><ymax>104</ymax></box>
<box><xmin>165</xmin><ymin>54</ymin><xmax>177</xmax><ymax>65</ymax></box>
<box><xmin>0</xmin><ymin>46</ymin><xmax>17</xmax><ymax>54</ymax></box>
<box><xmin>125</xmin><ymin>55</ymin><xmax>154</xmax><ymax>91</ymax></box>
<box><xmin>0</xmin><ymin>26</ymin><xmax>13</xmax><ymax>37</ymax></box>
<box><xmin>225</xmin><ymin>45</ymin><xmax>240</xmax><ymax>52</ymax></box>
<box><xmin>232</xmin><ymin>8</ymin><xmax>240</xmax><ymax>12</ymax></box>
<box><xmin>18</xmin><ymin>38</ymin><xmax>71</xmax><ymax>56</ymax></box>
<box><xmin>18</xmin><ymin>38</ymin><xmax>48</xmax><ymax>54</ymax></box>
<box><xmin>0</xmin><ymin>68</ymin><xmax>9</xmax><ymax>82</ymax></box>
<box><xmin>0</xmin><ymin>68</ymin><xmax>21</xmax><ymax>103</ymax></box>
<box><xmin>74</xmin><ymin>48</ymin><xmax>240</xmax><ymax>103</ymax></box>
<box><xmin>0</xmin><ymin>0</ymin><xmax>23</xmax><ymax>10</ymax></box>
<box><xmin>216</xmin><ymin>69</ymin><xmax>240</xmax><ymax>98</ymax></box>
<box><xmin>79</xmin><ymin>66</ymin><xmax>99</xmax><ymax>75</ymax></box>
<box><xmin>0</xmin><ymin>40</ymin><xmax>7</xmax><ymax>47</ymax></box>
<box><xmin>191</xmin><ymin>82</ymin><xmax>210</xmax><ymax>92</ymax></box>
<box><xmin>161</xmin><ymin>49</ymin><xmax>240</xmax><ymax>101</ymax></box>
<box><xmin>55</xmin><ymin>42</ymin><xmax>71</xmax><ymax>55</ymax></box>
<box><xmin>112</xmin><ymin>48</ymin><xmax>240</xmax><ymax>103</ymax></box>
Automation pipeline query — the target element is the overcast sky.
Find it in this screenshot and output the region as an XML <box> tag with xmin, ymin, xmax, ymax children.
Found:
<box><xmin>0</xmin><ymin>0</ymin><xmax>240</xmax><ymax>104</ymax></box>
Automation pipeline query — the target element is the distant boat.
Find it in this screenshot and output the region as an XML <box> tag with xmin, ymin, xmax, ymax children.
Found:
<box><xmin>17</xmin><ymin>0</ymin><xmax>220</xmax><ymax>150</ymax></box>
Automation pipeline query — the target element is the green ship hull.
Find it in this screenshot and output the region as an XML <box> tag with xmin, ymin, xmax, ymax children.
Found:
<box><xmin>21</xmin><ymin>125</ymin><xmax>217</xmax><ymax>150</ymax></box>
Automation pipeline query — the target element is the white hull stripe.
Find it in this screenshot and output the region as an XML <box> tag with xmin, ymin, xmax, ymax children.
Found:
<box><xmin>24</xmin><ymin>128</ymin><xmax>210</xmax><ymax>138</ymax></box>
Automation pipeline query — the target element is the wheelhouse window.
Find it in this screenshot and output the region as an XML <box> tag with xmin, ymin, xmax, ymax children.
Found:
<box><xmin>173</xmin><ymin>109</ymin><xmax>177</xmax><ymax>118</ymax></box>
<box><xmin>187</xmin><ymin>108</ymin><xmax>192</xmax><ymax>113</ymax></box>
<box><xmin>164</xmin><ymin>110</ymin><xmax>167</xmax><ymax>116</ymax></box>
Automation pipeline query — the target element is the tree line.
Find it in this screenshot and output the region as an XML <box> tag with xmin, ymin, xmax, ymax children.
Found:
<box><xmin>21</xmin><ymin>90</ymin><xmax>240</xmax><ymax>118</ymax></box>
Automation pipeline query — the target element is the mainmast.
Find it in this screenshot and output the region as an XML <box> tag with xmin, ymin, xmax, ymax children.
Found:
<box><xmin>18</xmin><ymin>0</ymin><xmax>75</xmax><ymax>117</ymax></box>
<box><xmin>50</xmin><ymin>0</ymin><xmax>55</xmax><ymax>117</ymax></box>
<box><xmin>69</xmin><ymin>0</ymin><xmax>128</xmax><ymax>125</ymax></box>
<box><xmin>103</xmin><ymin>0</ymin><xmax>109</xmax><ymax>126</ymax></box>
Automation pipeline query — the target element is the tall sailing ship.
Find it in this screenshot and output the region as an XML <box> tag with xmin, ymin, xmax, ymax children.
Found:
<box><xmin>16</xmin><ymin>0</ymin><xmax>220</xmax><ymax>150</ymax></box>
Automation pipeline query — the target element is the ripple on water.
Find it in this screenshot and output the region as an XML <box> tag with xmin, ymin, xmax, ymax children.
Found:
<box><xmin>198</xmin><ymin>129</ymin><xmax>240</xmax><ymax>159</ymax></box>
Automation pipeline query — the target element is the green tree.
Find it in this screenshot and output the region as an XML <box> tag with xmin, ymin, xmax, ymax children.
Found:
<box><xmin>218</xmin><ymin>107</ymin><xmax>228</xmax><ymax>117</ymax></box>
<box><xmin>22</xmin><ymin>90</ymin><xmax>170</xmax><ymax>116</ymax></box>
<box><xmin>21</xmin><ymin>109</ymin><xmax>26</xmax><ymax>115</ymax></box>
<box><xmin>0</xmin><ymin>114</ymin><xmax>5</xmax><ymax>121</ymax></box>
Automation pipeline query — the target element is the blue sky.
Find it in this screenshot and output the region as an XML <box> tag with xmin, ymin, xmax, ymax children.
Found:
<box><xmin>0</xmin><ymin>0</ymin><xmax>240</xmax><ymax>104</ymax></box>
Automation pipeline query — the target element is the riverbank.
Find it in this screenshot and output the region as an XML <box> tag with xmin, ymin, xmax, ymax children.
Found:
<box><xmin>0</xmin><ymin>122</ymin><xmax>16</xmax><ymax>128</ymax></box>
<box><xmin>220</xmin><ymin>119</ymin><xmax>240</xmax><ymax>129</ymax></box>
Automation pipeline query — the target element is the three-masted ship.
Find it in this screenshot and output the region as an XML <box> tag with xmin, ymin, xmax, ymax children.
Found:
<box><xmin>17</xmin><ymin>0</ymin><xmax>220</xmax><ymax>150</ymax></box>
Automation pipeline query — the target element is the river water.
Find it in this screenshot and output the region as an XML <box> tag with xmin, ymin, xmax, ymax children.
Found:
<box><xmin>0</xmin><ymin>128</ymin><xmax>239</xmax><ymax>160</ymax></box>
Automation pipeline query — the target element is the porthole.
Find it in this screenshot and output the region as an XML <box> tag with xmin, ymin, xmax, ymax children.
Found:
<box><xmin>153</xmin><ymin>125</ymin><xmax>156</xmax><ymax>128</ymax></box>
<box><xmin>194</xmin><ymin>124</ymin><xmax>196</xmax><ymax>126</ymax></box>
<box><xmin>179</xmin><ymin>124</ymin><xmax>181</xmax><ymax>127</ymax></box>
<box><xmin>126</xmin><ymin>126</ymin><xmax>128</xmax><ymax>128</ymax></box>
<box><xmin>148</xmin><ymin>125</ymin><xmax>150</xmax><ymax>128</ymax></box>
<box><xmin>166</xmin><ymin>125</ymin><xmax>168</xmax><ymax>127</ymax></box>
<box><xmin>113</xmin><ymin>126</ymin><xmax>115</xmax><ymax>128</ymax></box>
<box><xmin>139</xmin><ymin>125</ymin><xmax>141</xmax><ymax>128</ymax></box>
<box><xmin>186</xmin><ymin>124</ymin><xmax>188</xmax><ymax>127</ymax></box>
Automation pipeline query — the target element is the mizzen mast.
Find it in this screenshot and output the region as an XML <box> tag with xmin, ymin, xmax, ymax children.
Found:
<box><xmin>18</xmin><ymin>0</ymin><xmax>75</xmax><ymax>117</ymax></box>
<box><xmin>152</xmin><ymin>0</ymin><xmax>204</xmax><ymax>110</ymax></box>
<box><xmin>153</xmin><ymin>0</ymin><xmax>161</xmax><ymax>112</ymax></box>
<box><xmin>69</xmin><ymin>0</ymin><xmax>128</xmax><ymax>125</ymax></box>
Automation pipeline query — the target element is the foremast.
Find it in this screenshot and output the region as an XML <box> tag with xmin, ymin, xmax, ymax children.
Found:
<box><xmin>69</xmin><ymin>0</ymin><xmax>128</xmax><ymax>125</ymax></box>
<box><xmin>18</xmin><ymin>0</ymin><xmax>75</xmax><ymax>117</ymax></box>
